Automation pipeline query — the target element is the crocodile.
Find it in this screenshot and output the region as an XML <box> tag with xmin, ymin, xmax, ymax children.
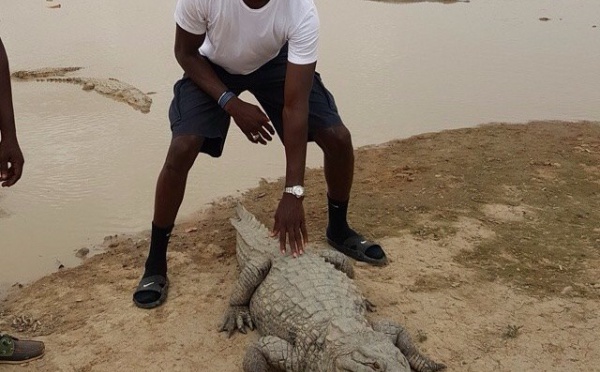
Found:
<box><xmin>11</xmin><ymin>67</ymin><xmax>152</xmax><ymax>114</ymax></box>
<box><xmin>220</xmin><ymin>204</ymin><xmax>446</xmax><ymax>372</ymax></box>
<box><xmin>10</xmin><ymin>67</ymin><xmax>83</xmax><ymax>79</ymax></box>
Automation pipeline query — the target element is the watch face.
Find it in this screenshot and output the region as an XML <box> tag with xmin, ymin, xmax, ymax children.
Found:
<box><xmin>292</xmin><ymin>185</ymin><xmax>304</xmax><ymax>197</ymax></box>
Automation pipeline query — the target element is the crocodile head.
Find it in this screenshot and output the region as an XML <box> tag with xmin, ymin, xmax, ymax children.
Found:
<box><xmin>333</xmin><ymin>342</ymin><xmax>411</xmax><ymax>372</ymax></box>
<box><xmin>325</xmin><ymin>320</ymin><xmax>411</xmax><ymax>372</ymax></box>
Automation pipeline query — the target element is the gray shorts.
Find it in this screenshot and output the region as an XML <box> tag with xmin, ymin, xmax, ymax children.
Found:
<box><xmin>168</xmin><ymin>45</ymin><xmax>342</xmax><ymax>157</ymax></box>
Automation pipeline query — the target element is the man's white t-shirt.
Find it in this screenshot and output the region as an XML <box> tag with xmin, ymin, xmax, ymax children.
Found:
<box><xmin>174</xmin><ymin>0</ymin><xmax>320</xmax><ymax>75</ymax></box>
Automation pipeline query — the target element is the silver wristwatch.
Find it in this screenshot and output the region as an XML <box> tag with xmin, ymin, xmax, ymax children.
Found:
<box><xmin>284</xmin><ymin>185</ymin><xmax>305</xmax><ymax>199</ymax></box>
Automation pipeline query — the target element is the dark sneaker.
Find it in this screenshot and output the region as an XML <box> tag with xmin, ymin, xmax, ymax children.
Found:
<box><xmin>0</xmin><ymin>334</ymin><xmax>45</xmax><ymax>364</ymax></box>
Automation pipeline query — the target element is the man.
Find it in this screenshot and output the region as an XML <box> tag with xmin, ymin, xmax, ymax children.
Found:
<box><xmin>0</xmin><ymin>37</ymin><xmax>45</xmax><ymax>364</ymax></box>
<box><xmin>133</xmin><ymin>0</ymin><xmax>387</xmax><ymax>309</ymax></box>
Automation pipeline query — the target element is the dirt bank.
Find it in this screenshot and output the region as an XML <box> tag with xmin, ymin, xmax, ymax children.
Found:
<box><xmin>1</xmin><ymin>121</ymin><xmax>599</xmax><ymax>371</ymax></box>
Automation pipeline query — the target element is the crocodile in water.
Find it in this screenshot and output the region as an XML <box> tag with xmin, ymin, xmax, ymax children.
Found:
<box><xmin>11</xmin><ymin>67</ymin><xmax>152</xmax><ymax>114</ymax></box>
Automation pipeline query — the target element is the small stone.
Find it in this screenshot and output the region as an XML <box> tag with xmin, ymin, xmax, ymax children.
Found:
<box><xmin>561</xmin><ymin>286</ymin><xmax>573</xmax><ymax>295</ymax></box>
<box><xmin>185</xmin><ymin>227</ymin><xmax>198</xmax><ymax>233</ymax></box>
<box><xmin>108</xmin><ymin>242</ymin><xmax>119</xmax><ymax>248</ymax></box>
<box><xmin>76</xmin><ymin>247</ymin><xmax>90</xmax><ymax>258</ymax></box>
<box><xmin>539</xmin><ymin>17</ymin><xmax>551</xmax><ymax>22</ymax></box>
<box><xmin>205</xmin><ymin>243</ymin><xmax>226</xmax><ymax>258</ymax></box>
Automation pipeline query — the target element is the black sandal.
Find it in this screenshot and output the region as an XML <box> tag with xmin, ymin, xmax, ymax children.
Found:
<box><xmin>327</xmin><ymin>234</ymin><xmax>388</xmax><ymax>266</ymax></box>
<box><xmin>133</xmin><ymin>275</ymin><xmax>169</xmax><ymax>309</ymax></box>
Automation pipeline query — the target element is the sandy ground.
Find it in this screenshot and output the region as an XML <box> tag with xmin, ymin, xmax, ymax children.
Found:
<box><xmin>1</xmin><ymin>121</ymin><xmax>600</xmax><ymax>371</ymax></box>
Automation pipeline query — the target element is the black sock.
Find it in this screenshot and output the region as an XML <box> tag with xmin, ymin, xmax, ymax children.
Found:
<box><xmin>142</xmin><ymin>222</ymin><xmax>174</xmax><ymax>279</ymax></box>
<box><xmin>134</xmin><ymin>223</ymin><xmax>173</xmax><ymax>305</ymax></box>
<box><xmin>326</xmin><ymin>195</ymin><xmax>357</xmax><ymax>244</ymax></box>
<box><xmin>326</xmin><ymin>195</ymin><xmax>385</xmax><ymax>260</ymax></box>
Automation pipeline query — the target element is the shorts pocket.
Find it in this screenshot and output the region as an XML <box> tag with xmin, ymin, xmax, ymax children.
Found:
<box><xmin>168</xmin><ymin>78</ymin><xmax>187</xmax><ymax>127</ymax></box>
<box><xmin>313</xmin><ymin>72</ymin><xmax>338</xmax><ymax>111</ymax></box>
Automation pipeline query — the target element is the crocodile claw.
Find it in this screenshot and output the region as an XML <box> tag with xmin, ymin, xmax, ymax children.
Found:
<box><xmin>365</xmin><ymin>299</ymin><xmax>377</xmax><ymax>312</ymax></box>
<box><xmin>219</xmin><ymin>305</ymin><xmax>254</xmax><ymax>337</ymax></box>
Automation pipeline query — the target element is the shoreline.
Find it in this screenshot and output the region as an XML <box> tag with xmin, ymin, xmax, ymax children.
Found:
<box><xmin>3</xmin><ymin>0</ymin><xmax>600</xmax><ymax>299</ymax></box>
<box><xmin>2</xmin><ymin>121</ymin><xmax>600</xmax><ymax>371</ymax></box>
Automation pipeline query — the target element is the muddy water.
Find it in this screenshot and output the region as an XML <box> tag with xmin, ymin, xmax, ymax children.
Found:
<box><xmin>1</xmin><ymin>0</ymin><xmax>599</xmax><ymax>292</ymax></box>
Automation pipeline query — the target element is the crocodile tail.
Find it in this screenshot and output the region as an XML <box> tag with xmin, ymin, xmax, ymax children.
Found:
<box><xmin>230</xmin><ymin>203</ymin><xmax>277</xmax><ymax>262</ymax></box>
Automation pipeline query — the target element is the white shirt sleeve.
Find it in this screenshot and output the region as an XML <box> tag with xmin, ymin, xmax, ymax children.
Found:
<box><xmin>287</xmin><ymin>7</ymin><xmax>319</xmax><ymax>65</ymax></box>
<box><xmin>174</xmin><ymin>0</ymin><xmax>207</xmax><ymax>35</ymax></box>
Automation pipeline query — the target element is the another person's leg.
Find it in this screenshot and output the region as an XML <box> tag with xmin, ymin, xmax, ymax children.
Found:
<box><xmin>133</xmin><ymin>76</ymin><xmax>234</xmax><ymax>308</ymax></box>
<box><xmin>0</xmin><ymin>334</ymin><xmax>45</xmax><ymax>365</ymax></box>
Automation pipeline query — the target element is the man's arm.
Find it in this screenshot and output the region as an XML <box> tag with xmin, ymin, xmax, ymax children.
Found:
<box><xmin>174</xmin><ymin>25</ymin><xmax>274</xmax><ymax>144</ymax></box>
<box><xmin>272</xmin><ymin>61</ymin><xmax>316</xmax><ymax>256</ymax></box>
<box><xmin>0</xmin><ymin>37</ymin><xmax>24</xmax><ymax>187</ymax></box>
<box><xmin>282</xmin><ymin>62</ymin><xmax>314</xmax><ymax>188</ymax></box>
<box><xmin>174</xmin><ymin>26</ymin><xmax>228</xmax><ymax>103</ymax></box>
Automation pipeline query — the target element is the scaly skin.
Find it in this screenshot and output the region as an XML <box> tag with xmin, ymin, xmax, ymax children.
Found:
<box><xmin>11</xmin><ymin>67</ymin><xmax>152</xmax><ymax>113</ymax></box>
<box><xmin>10</xmin><ymin>67</ymin><xmax>83</xmax><ymax>79</ymax></box>
<box><xmin>221</xmin><ymin>204</ymin><xmax>446</xmax><ymax>372</ymax></box>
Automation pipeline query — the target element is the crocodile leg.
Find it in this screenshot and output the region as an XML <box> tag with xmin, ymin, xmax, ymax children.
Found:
<box><xmin>243</xmin><ymin>336</ymin><xmax>305</xmax><ymax>372</ymax></box>
<box><xmin>372</xmin><ymin>320</ymin><xmax>446</xmax><ymax>372</ymax></box>
<box><xmin>220</xmin><ymin>258</ymin><xmax>272</xmax><ymax>337</ymax></box>
<box><xmin>319</xmin><ymin>250</ymin><xmax>355</xmax><ymax>278</ymax></box>
<box><xmin>319</xmin><ymin>250</ymin><xmax>377</xmax><ymax>312</ymax></box>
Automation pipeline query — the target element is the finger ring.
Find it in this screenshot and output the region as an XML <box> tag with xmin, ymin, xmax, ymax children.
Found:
<box><xmin>251</xmin><ymin>133</ymin><xmax>260</xmax><ymax>141</ymax></box>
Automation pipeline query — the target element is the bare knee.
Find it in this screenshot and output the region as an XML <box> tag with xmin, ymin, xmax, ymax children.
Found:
<box><xmin>163</xmin><ymin>135</ymin><xmax>203</xmax><ymax>174</ymax></box>
<box><xmin>314</xmin><ymin>124</ymin><xmax>353</xmax><ymax>155</ymax></box>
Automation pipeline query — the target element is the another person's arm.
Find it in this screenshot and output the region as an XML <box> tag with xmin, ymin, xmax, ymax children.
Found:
<box><xmin>0</xmin><ymin>37</ymin><xmax>24</xmax><ymax>187</ymax></box>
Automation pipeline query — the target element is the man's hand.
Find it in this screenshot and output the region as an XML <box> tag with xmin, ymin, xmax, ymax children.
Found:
<box><xmin>272</xmin><ymin>194</ymin><xmax>308</xmax><ymax>257</ymax></box>
<box><xmin>0</xmin><ymin>137</ymin><xmax>24</xmax><ymax>187</ymax></box>
<box><xmin>225</xmin><ymin>97</ymin><xmax>275</xmax><ymax>145</ymax></box>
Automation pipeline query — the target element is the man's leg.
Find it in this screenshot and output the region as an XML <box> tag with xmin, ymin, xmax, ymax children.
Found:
<box><xmin>247</xmin><ymin>47</ymin><xmax>387</xmax><ymax>265</ymax></box>
<box><xmin>153</xmin><ymin>135</ymin><xmax>203</xmax><ymax>228</ymax></box>
<box><xmin>313</xmin><ymin>125</ymin><xmax>387</xmax><ymax>264</ymax></box>
<box><xmin>313</xmin><ymin>125</ymin><xmax>354</xmax><ymax>202</ymax></box>
<box><xmin>133</xmin><ymin>76</ymin><xmax>233</xmax><ymax>308</ymax></box>
<box><xmin>133</xmin><ymin>135</ymin><xmax>203</xmax><ymax>306</ymax></box>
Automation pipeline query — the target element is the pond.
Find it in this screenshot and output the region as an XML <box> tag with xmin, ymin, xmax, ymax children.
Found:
<box><xmin>0</xmin><ymin>0</ymin><xmax>599</xmax><ymax>292</ymax></box>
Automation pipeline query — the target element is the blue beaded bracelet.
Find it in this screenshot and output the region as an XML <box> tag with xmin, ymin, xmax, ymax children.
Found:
<box><xmin>218</xmin><ymin>90</ymin><xmax>236</xmax><ymax>109</ymax></box>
